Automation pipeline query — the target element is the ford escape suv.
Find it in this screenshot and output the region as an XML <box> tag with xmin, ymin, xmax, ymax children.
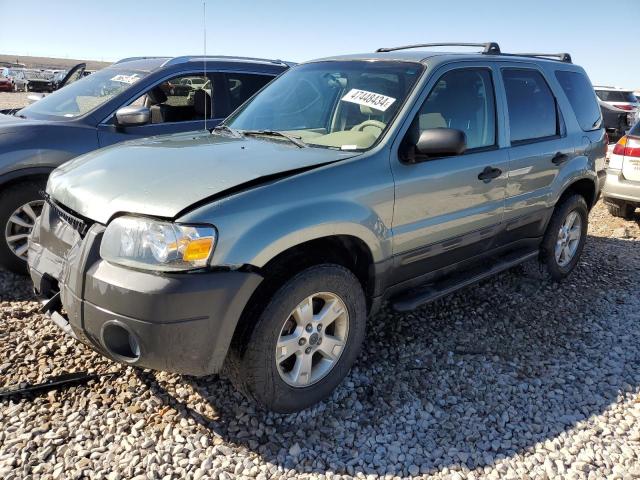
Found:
<box><xmin>28</xmin><ymin>43</ymin><xmax>606</xmax><ymax>413</ymax></box>
<box><xmin>0</xmin><ymin>55</ymin><xmax>290</xmax><ymax>274</ymax></box>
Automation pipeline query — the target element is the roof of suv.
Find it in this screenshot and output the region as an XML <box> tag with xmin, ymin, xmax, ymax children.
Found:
<box><xmin>313</xmin><ymin>42</ymin><xmax>574</xmax><ymax>66</ymax></box>
<box><xmin>109</xmin><ymin>55</ymin><xmax>295</xmax><ymax>72</ymax></box>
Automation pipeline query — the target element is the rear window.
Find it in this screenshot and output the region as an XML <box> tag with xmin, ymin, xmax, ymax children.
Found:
<box><xmin>595</xmin><ymin>90</ymin><xmax>637</xmax><ymax>103</ymax></box>
<box><xmin>555</xmin><ymin>71</ymin><xmax>602</xmax><ymax>131</ymax></box>
<box><xmin>502</xmin><ymin>69</ymin><xmax>558</xmax><ymax>143</ymax></box>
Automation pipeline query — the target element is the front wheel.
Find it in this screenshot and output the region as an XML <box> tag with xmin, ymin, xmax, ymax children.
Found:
<box><xmin>226</xmin><ymin>264</ymin><xmax>367</xmax><ymax>413</ymax></box>
<box><xmin>539</xmin><ymin>194</ymin><xmax>588</xmax><ymax>281</ymax></box>
<box><xmin>0</xmin><ymin>181</ymin><xmax>45</xmax><ymax>274</ymax></box>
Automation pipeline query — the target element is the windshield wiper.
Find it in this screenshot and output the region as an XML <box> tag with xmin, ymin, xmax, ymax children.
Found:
<box><xmin>241</xmin><ymin>129</ymin><xmax>307</xmax><ymax>148</ymax></box>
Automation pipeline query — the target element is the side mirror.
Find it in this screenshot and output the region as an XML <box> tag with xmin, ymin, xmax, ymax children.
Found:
<box><xmin>115</xmin><ymin>106</ymin><xmax>150</xmax><ymax>127</ymax></box>
<box><xmin>414</xmin><ymin>128</ymin><xmax>467</xmax><ymax>160</ymax></box>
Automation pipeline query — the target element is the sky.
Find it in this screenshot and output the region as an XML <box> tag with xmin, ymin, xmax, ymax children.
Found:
<box><xmin>0</xmin><ymin>0</ymin><xmax>638</xmax><ymax>88</ymax></box>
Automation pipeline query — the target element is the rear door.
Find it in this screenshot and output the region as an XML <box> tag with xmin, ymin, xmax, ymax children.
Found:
<box><xmin>389</xmin><ymin>62</ymin><xmax>509</xmax><ymax>285</ymax></box>
<box><xmin>496</xmin><ymin>64</ymin><xmax>577</xmax><ymax>233</ymax></box>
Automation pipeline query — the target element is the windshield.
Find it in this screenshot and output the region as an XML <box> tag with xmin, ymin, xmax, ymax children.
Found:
<box><xmin>226</xmin><ymin>61</ymin><xmax>424</xmax><ymax>150</ymax></box>
<box><xmin>19</xmin><ymin>68</ymin><xmax>148</xmax><ymax>119</ymax></box>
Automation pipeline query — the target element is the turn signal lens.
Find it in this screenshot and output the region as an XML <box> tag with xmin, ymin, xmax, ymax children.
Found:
<box><xmin>612</xmin><ymin>136</ymin><xmax>627</xmax><ymax>156</ymax></box>
<box><xmin>183</xmin><ymin>237</ymin><xmax>214</xmax><ymax>261</ymax></box>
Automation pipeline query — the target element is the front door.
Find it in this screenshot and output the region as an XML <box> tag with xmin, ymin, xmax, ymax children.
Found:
<box><xmin>390</xmin><ymin>65</ymin><xmax>508</xmax><ymax>285</ymax></box>
<box><xmin>97</xmin><ymin>72</ymin><xmax>223</xmax><ymax>147</ymax></box>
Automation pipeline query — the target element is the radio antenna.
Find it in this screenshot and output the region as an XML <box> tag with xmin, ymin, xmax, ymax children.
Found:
<box><xmin>202</xmin><ymin>0</ymin><xmax>207</xmax><ymax>131</ymax></box>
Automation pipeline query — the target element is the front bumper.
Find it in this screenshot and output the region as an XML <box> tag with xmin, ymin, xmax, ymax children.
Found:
<box><xmin>602</xmin><ymin>169</ymin><xmax>640</xmax><ymax>204</ymax></box>
<box><xmin>28</xmin><ymin>203</ymin><xmax>262</xmax><ymax>376</ymax></box>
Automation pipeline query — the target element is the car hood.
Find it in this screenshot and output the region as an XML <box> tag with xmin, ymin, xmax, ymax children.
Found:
<box><xmin>48</xmin><ymin>131</ymin><xmax>359</xmax><ymax>224</ymax></box>
<box><xmin>0</xmin><ymin>113</ymin><xmax>40</xmax><ymax>130</ymax></box>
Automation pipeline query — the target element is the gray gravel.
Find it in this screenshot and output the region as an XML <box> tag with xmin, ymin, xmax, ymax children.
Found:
<box><xmin>2</xmin><ymin>197</ymin><xmax>640</xmax><ymax>477</ymax></box>
<box><xmin>0</xmin><ymin>92</ymin><xmax>30</xmax><ymax>111</ymax></box>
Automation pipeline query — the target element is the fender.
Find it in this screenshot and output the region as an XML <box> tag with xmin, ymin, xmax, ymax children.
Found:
<box><xmin>209</xmin><ymin>199</ymin><xmax>391</xmax><ymax>269</ymax></box>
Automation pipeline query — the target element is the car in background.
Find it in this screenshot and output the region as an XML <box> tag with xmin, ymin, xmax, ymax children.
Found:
<box><xmin>595</xmin><ymin>86</ymin><xmax>639</xmax><ymax>111</ymax></box>
<box><xmin>23</xmin><ymin>70</ymin><xmax>56</xmax><ymax>92</ymax></box>
<box><xmin>1</xmin><ymin>68</ymin><xmax>28</xmax><ymax>92</ymax></box>
<box><xmin>603</xmin><ymin>122</ymin><xmax>640</xmax><ymax>219</ymax></box>
<box><xmin>600</xmin><ymin>99</ymin><xmax>632</xmax><ymax>141</ymax></box>
<box><xmin>0</xmin><ymin>55</ymin><xmax>291</xmax><ymax>273</ymax></box>
<box><xmin>0</xmin><ymin>75</ymin><xmax>12</xmax><ymax>92</ymax></box>
<box><xmin>50</xmin><ymin>63</ymin><xmax>86</xmax><ymax>91</ymax></box>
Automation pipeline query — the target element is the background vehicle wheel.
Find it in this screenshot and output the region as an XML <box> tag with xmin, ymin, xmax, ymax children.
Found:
<box><xmin>226</xmin><ymin>264</ymin><xmax>367</xmax><ymax>413</ymax></box>
<box><xmin>539</xmin><ymin>194</ymin><xmax>588</xmax><ymax>281</ymax></box>
<box><xmin>0</xmin><ymin>181</ymin><xmax>45</xmax><ymax>275</ymax></box>
<box><xmin>606</xmin><ymin>201</ymin><xmax>635</xmax><ymax>220</ymax></box>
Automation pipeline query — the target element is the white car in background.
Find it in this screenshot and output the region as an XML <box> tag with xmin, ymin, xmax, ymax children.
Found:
<box><xmin>603</xmin><ymin>122</ymin><xmax>640</xmax><ymax>219</ymax></box>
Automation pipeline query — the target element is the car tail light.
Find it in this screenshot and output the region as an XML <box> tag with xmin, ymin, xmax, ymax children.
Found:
<box><xmin>614</xmin><ymin>104</ymin><xmax>634</xmax><ymax>111</ymax></box>
<box><xmin>612</xmin><ymin>136</ymin><xmax>640</xmax><ymax>158</ymax></box>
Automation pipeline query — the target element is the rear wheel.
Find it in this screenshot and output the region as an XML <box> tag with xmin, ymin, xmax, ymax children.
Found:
<box><xmin>539</xmin><ymin>194</ymin><xmax>588</xmax><ymax>281</ymax></box>
<box><xmin>226</xmin><ymin>264</ymin><xmax>366</xmax><ymax>413</ymax></box>
<box><xmin>606</xmin><ymin>200</ymin><xmax>635</xmax><ymax>220</ymax></box>
<box><xmin>0</xmin><ymin>181</ymin><xmax>45</xmax><ymax>274</ymax></box>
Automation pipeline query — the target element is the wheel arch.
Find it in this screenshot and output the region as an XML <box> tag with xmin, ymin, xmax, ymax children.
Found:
<box><xmin>229</xmin><ymin>234</ymin><xmax>376</xmax><ymax>355</ymax></box>
<box><xmin>558</xmin><ymin>176</ymin><xmax>597</xmax><ymax>211</ymax></box>
<box><xmin>0</xmin><ymin>167</ymin><xmax>53</xmax><ymax>194</ymax></box>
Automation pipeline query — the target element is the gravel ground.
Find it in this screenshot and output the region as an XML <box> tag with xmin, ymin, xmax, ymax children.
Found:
<box><xmin>0</xmin><ymin>92</ymin><xmax>30</xmax><ymax>110</ymax></box>
<box><xmin>1</xmin><ymin>201</ymin><xmax>639</xmax><ymax>480</ymax></box>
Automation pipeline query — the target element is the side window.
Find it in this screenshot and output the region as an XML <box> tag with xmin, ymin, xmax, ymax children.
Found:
<box><xmin>502</xmin><ymin>69</ymin><xmax>558</xmax><ymax>143</ymax></box>
<box><xmin>225</xmin><ymin>73</ymin><xmax>274</xmax><ymax>112</ymax></box>
<box><xmin>555</xmin><ymin>70</ymin><xmax>602</xmax><ymax>131</ymax></box>
<box><xmin>413</xmin><ymin>68</ymin><xmax>496</xmax><ymax>151</ymax></box>
<box><xmin>129</xmin><ymin>73</ymin><xmax>212</xmax><ymax>124</ymax></box>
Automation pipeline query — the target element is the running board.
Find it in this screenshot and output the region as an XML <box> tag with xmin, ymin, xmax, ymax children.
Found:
<box><xmin>391</xmin><ymin>250</ymin><xmax>539</xmax><ymax>312</ymax></box>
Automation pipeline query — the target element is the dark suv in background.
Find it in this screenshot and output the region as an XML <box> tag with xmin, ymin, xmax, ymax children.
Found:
<box><xmin>0</xmin><ymin>55</ymin><xmax>291</xmax><ymax>273</ymax></box>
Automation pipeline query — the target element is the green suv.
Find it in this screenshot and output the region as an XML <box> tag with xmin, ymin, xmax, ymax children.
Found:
<box><xmin>29</xmin><ymin>43</ymin><xmax>606</xmax><ymax>412</ymax></box>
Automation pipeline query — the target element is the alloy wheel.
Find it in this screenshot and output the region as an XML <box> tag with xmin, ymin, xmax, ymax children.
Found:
<box><xmin>555</xmin><ymin>210</ymin><xmax>582</xmax><ymax>267</ymax></box>
<box><xmin>275</xmin><ymin>292</ymin><xmax>349</xmax><ymax>387</ymax></box>
<box><xmin>4</xmin><ymin>200</ymin><xmax>44</xmax><ymax>260</ymax></box>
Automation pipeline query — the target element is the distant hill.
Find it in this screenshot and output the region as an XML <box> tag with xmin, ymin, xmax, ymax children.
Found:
<box><xmin>0</xmin><ymin>54</ymin><xmax>111</xmax><ymax>71</ymax></box>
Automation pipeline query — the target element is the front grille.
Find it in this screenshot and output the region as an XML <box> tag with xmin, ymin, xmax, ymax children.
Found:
<box><xmin>41</xmin><ymin>191</ymin><xmax>93</xmax><ymax>237</ymax></box>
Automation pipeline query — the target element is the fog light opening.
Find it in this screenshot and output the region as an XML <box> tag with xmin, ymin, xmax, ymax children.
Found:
<box><xmin>102</xmin><ymin>322</ymin><xmax>141</xmax><ymax>362</ymax></box>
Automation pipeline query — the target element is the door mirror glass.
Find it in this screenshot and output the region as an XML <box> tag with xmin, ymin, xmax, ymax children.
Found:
<box><xmin>115</xmin><ymin>106</ymin><xmax>150</xmax><ymax>127</ymax></box>
<box><xmin>415</xmin><ymin>128</ymin><xmax>467</xmax><ymax>158</ymax></box>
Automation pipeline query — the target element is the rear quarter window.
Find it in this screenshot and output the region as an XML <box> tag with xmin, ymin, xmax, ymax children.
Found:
<box><xmin>555</xmin><ymin>71</ymin><xmax>602</xmax><ymax>131</ymax></box>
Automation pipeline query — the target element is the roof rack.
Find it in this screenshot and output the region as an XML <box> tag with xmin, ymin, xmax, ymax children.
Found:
<box><xmin>113</xmin><ymin>56</ymin><xmax>168</xmax><ymax>65</ymax></box>
<box><xmin>510</xmin><ymin>52</ymin><xmax>572</xmax><ymax>63</ymax></box>
<box><xmin>162</xmin><ymin>55</ymin><xmax>291</xmax><ymax>67</ymax></box>
<box><xmin>376</xmin><ymin>42</ymin><xmax>501</xmax><ymax>54</ymax></box>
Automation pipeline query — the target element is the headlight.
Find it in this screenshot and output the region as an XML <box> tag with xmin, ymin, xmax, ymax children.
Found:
<box><xmin>100</xmin><ymin>216</ymin><xmax>217</xmax><ymax>272</ymax></box>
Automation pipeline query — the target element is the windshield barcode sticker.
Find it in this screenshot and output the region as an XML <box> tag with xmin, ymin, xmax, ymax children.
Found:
<box><xmin>341</xmin><ymin>89</ymin><xmax>396</xmax><ymax>112</ymax></box>
<box><xmin>110</xmin><ymin>74</ymin><xmax>141</xmax><ymax>85</ymax></box>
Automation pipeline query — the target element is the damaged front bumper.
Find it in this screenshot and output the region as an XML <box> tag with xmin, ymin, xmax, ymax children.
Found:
<box><xmin>28</xmin><ymin>201</ymin><xmax>262</xmax><ymax>376</ymax></box>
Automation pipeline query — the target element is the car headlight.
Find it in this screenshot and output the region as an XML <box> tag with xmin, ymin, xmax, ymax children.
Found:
<box><xmin>100</xmin><ymin>216</ymin><xmax>217</xmax><ymax>272</ymax></box>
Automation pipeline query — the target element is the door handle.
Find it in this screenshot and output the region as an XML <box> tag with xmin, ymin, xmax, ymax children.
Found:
<box><xmin>552</xmin><ymin>152</ymin><xmax>569</xmax><ymax>165</ymax></box>
<box><xmin>477</xmin><ymin>166</ymin><xmax>502</xmax><ymax>183</ymax></box>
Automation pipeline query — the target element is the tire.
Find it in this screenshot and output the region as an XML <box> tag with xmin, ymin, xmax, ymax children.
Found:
<box><xmin>606</xmin><ymin>201</ymin><xmax>635</xmax><ymax>220</ymax></box>
<box><xmin>0</xmin><ymin>181</ymin><xmax>46</xmax><ymax>275</ymax></box>
<box><xmin>226</xmin><ymin>264</ymin><xmax>367</xmax><ymax>413</ymax></box>
<box><xmin>539</xmin><ymin>194</ymin><xmax>588</xmax><ymax>281</ymax></box>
